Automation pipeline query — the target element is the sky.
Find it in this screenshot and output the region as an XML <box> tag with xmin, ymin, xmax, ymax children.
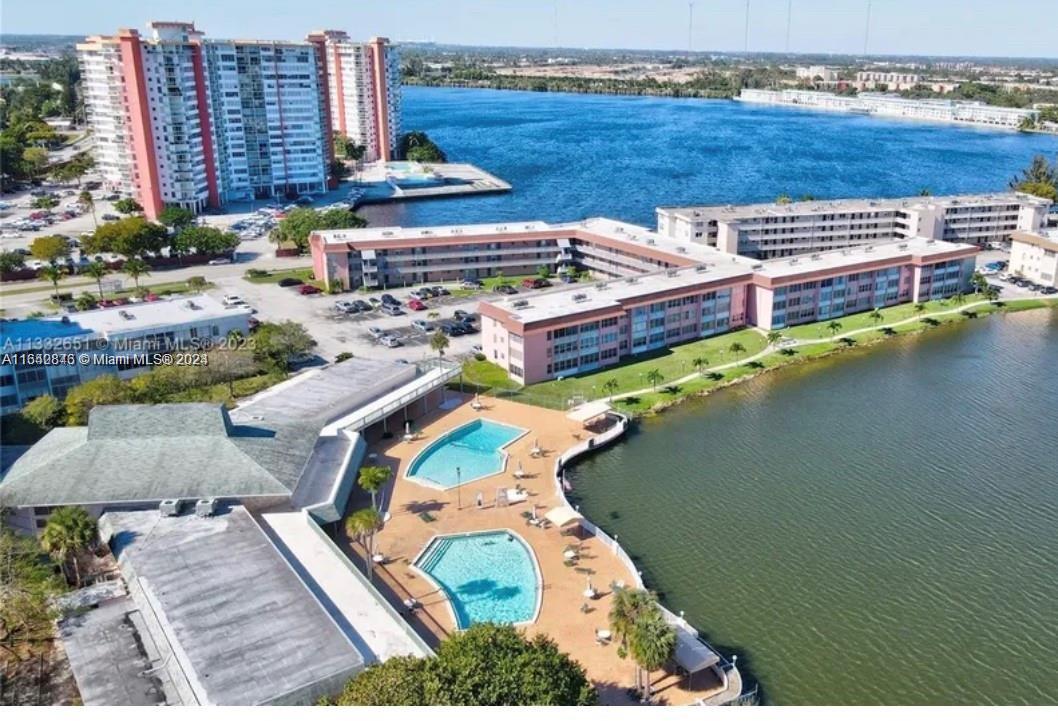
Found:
<box><xmin>1</xmin><ymin>0</ymin><xmax>1055</xmax><ymax>59</ymax></box>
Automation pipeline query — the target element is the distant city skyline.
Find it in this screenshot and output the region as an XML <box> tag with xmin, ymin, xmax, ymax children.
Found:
<box><xmin>1</xmin><ymin>0</ymin><xmax>1056</xmax><ymax>59</ymax></box>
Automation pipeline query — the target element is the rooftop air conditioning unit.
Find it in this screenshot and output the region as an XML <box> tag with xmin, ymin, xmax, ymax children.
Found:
<box><xmin>789</xmin><ymin>258</ymin><xmax>798</xmax><ymax>265</ymax></box>
<box><xmin>382</xmin><ymin>230</ymin><xmax>393</xmax><ymax>236</ymax></box>
<box><xmin>595</xmin><ymin>282</ymin><xmax>608</xmax><ymax>290</ymax></box>
<box><xmin>645</xmin><ymin>238</ymin><xmax>655</xmax><ymax>246</ymax></box>
<box><xmin>159</xmin><ymin>499</ymin><xmax>182</xmax><ymax>517</ymax></box>
<box><xmin>625</xmin><ymin>277</ymin><xmax>638</xmax><ymax>284</ymax></box>
<box><xmin>512</xmin><ymin>299</ymin><xmax>530</xmax><ymax>308</ymax></box>
<box><xmin>572</xmin><ymin>293</ymin><xmax>588</xmax><ymax>302</ymax></box>
<box><xmin>898</xmin><ymin>243</ymin><xmax>908</xmax><ymax>250</ymax></box>
<box><xmin>751</xmin><ymin>263</ymin><xmax>764</xmax><ymax>270</ymax></box>
<box><xmin>864</xmin><ymin>246</ymin><xmax>874</xmax><ymax>252</ymax></box>
<box><xmin>695</xmin><ymin>264</ymin><xmax>708</xmax><ymax>272</ymax></box>
<box><xmin>118</xmin><ymin>310</ymin><xmax>133</xmax><ymax>320</ymax></box>
<box><xmin>666</xmin><ymin>269</ymin><xmax>678</xmax><ymax>277</ymax></box>
<box><xmin>810</xmin><ymin>254</ymin><xmax>821</xmax><ymax>260</ymax></box>
<box><xmin>195</xmin><ymin>498</ymin><xmax>217</xmax><ymax>517</ymax></box>
<box><xmin>676</xmin><ymin>246</ymin><xmax>686</xmax><ymax>254</ymax></box>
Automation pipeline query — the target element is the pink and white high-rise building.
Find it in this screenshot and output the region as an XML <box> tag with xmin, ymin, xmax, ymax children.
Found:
<box><xmin>78</xmin><ymin>21</ymin><xmax>401</xmax><ymax>219</ymax></box>
<box><xmin>307</xmin><ymin>31</ymin><xmax>402</xmax><ymax>163</ymax></box>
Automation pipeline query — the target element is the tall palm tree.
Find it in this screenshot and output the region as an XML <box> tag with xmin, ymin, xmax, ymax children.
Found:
<box><xmin>608</xmin><ymin>587</ymin><xmax>657</xmax><ymax>690</ymax></box>
<box><xmin>345</xmin><ymin>507</ymin><xmax>384</xmax><ymax>581</ymax></box>
<box><xmin>357</xmin><ymin>465</ymin><xmax>391</xmax><ymax>511</ymax></box>
<box><xmin>827</xmin><ymin>320</ymin><xmax>843</xmax><ymax>336</ymax></box>
<box><xmin>970</xmin><ymin>271</ymin><xmax>987</xmax><ymax>293</ymax></box>
<box><xmin>629</xmin><ymin>609</ymin><xmax>677</xmax><ymax>703</ymax></box>
<box><xmin>728</xmin><ymin>341</ymin><xmax>746</xmax><ymax>359</ymax></box>
<box><xmin>868</xmin><ymin>309</ymin><xmax>884</xmax><ymax>325</ymax></box>
<box><xmin>122</xmin><ymin>257</ymin><xmax>150</xmax><ymax>290</ymax></box>
<box><xmin>984</xmin><ymin>285</ymin><xmax>1000</xmax><ymax>302</ymax></box>
<box><xmin>914</xmin><ymin>302</ymin><xmax>926</xmax><ymax>314</ymax></box>
<box><xmin>38</xmin><ymin>264</ymin><xmax>64</xmax><ymax>299</ymax></box>
<box><xmin>40</xmin><ymin>506</ymin><xmax>97</xmax><ymax>588</ymax></box>
<box><xmin>83</xmin><ymin>260</ymin><xmax>109</xmax><ymax>298</ymax></box>
<box><xmin>78</xmin><ymin>190</ymin><xmax>97</xmax><ymax>229</ymax></box>
<box><xmin>645</xmin><ymin>368</ymin><xmax>664</xmax><ymax>392</ymax></box>
<box><xmin>602</xmin><ymin>377</ymin><xmax>619</xmax><ymax>401</ymax></box>
<box><xmin>429</xmin><ymin>329</ymin><xmax>450</xmax><ymax>360</ymax></box>
<box><xmin>765</xmin><ymin>330</ymin><xmax>782</xmax><ymax>345</ymax></box>
<box><xmin>950</xmin><ymin>291</ymin><xmax>965</xmax><ymax>306</ymax></box>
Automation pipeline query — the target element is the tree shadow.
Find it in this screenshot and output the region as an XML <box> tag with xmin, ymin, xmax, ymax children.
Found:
<box><xmin>880</xmin><ymin>327</ymin><xmax>897</xmax><ymax>336</ymax></box>
<box><xmin>778</xmin><ymin>348</ymin><xmax>798</xmax><ymax>356</ymax></box>
<box><xmin>706</xmin><ymin>372</ymin><xmax>724</xmax><ymax>381</ymax></box>
<box><xmin>742</xmin><ymin>361</ymin><xmax>764</xmax><ymax>369</ymax></box>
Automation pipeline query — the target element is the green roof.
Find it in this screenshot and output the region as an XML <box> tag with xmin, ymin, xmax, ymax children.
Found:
<box><xmin>0</xmin><ymin>404</ymin><xmax>320</xmax><ymax>508</ymax></box>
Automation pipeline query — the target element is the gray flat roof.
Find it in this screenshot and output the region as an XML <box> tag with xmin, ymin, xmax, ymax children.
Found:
<box><xmin>103</xmin><ymin>507</ymin><xmax>363</xmax><ymax>706</ymax></box>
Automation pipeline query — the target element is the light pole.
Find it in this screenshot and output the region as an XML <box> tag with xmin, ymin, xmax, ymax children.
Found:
<box><xmin>456</xmin><ymin>466</ymin><xmax>462</xmax><ymax>510</ymax></box>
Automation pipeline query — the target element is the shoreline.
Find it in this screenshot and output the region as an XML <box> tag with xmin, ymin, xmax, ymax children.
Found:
<box><xmin>622</xmin><ymin>300</ymin><xmax>1057</xmax><ymax>419</ymax></box>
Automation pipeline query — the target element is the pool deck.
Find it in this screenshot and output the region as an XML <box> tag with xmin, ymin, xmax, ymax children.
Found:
<box><xmin>343</xmin><ymin>394</ymin><xmax>735</xmax><ymax>705</ymax></box>
<box><xmin>351</xmin><ymin>162</ymin><xmax>511</xmax><ymax>205</ymax></box>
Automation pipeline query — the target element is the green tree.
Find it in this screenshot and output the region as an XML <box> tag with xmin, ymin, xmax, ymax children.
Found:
<box><xmin>728</xmin><ymin>341</ymin><xmax>746</xmax><ymax>359</ymax></box>
<box><xmin>357</xmin><ymin>465</ymin><xmax>392</xmax><ymax>511</ymax></box>
<box><xmin>21</xmin><ymin>146</ymin><xmax>49</xmax><ymax>180</ymax></box>
<box><xmin>186</xmin><ymin>275</ymin><xmax>208</xmax><ymax>292</ymax></box>
<box><xmin>269</xmin><ymin>207</ymin><xmax>366</xmax><ymax>253</ymax></box>
<box><xmin>603</xmin><ymin>377</ymin><xmax>619</xmax><ymax>401</ymax></box>
<box><xmin>645</xmin><ymin>368</ymin><xmax>664</xmax><ymax>391</ymax></box>
<box><xmin>775</xmin><ymin>193</ymin><xmax>792</xmax><ymax>204</ymax></box>
<box><xmin>83</xmin><ymin>260</ymin><xmax>110</xmax><ymax>298</ymax></box>
<box><xmin>172</xmin><ymin>225</ymin><xmax>239</xmax><ymax>257</ymax></box>
<box><xmin>21</xmin><ymin>393</ymin><xmax>65</xmax><ymax>430</ymax></box>
<box><xmin>0</xmin><ymin>528</ymin><xmax>63</xmax><ymax>658</ymax></box>
<box><xmin>1009</xmin><ymin>154</ymin><xmax>1058</xmax><ymax>202</ymax></box>
<box><xmin>396</xmin><ymin>131</ymin><xmax>447</xmax><ymax>163</ymax></box>
<box><xmin>29</xmin><ymin>235</ymin><xmax>69</xmax><ymax>264</ymax></box>
<box><xmin>345</xmin><ymin>507</ymin><xmax>383</xmax><ymax>580</ymax></box>
<box><xmin>827</xmin><ymin>320</ymin><xmax>843</xmax><ymax>336</ymax></box>
<box><xmin>429</xmin><ymin>329</ymin><xmax>450</xmax><ymax>359</ymax></box>
<box><xmin>691</xmin><ymin>356</ymin><xmax>708</xmax><ymax>375</ymax></box>
<box><xmin>971</xmin><ymin>271</ymin><xmax>988</xmax><ymax>293</ymax></box>
<box><xmin>984</xmin><ymin>285</ymin><xmax>1000</xmax><ymax>302</ymax></box>
<box><xmin>122</xmin><ymin>257</ymin><xmax>150</xmax><ymax>289</ymax></box>
<box><xmin>157</xmin><ymin>205</ymin><xmax>195</xmax><ymax>230</ymax></box>
<box><xmin>64</xmin><ymin>374</ymin><xmax>132</xmax><ymax>425</ymax></box>
<box><xmin>914</xmin><ymin>302</ymin><xmax>926</xmax><ymax>314</ymax></box>
<box><xmin>38</xmin><ymin>263</ymin><xmax>64</xmax><ymax>298</ymax></box>
<box><xmin>868</xmin><ymin>309</ymin><xmax>884</xmax><ymax>325</ymax></box>
<box><xmin>86</xmin><ymin>216</ymin><xmax>168</xmax><ymax>258</ymax></box>
<box><xmin>536</xmin><ymin>265</ymin><xmax>552</xmax><ymax>279</ymax></box>
<box><xmin>328</xmin><ymin>655</ymin><xmax>428</xmax><ymax>705</ymax></box>
<box><xmin>424</xmin><ymin>624</ymin><xmax>596</xmax><ymax>705</ymax></box>
<box><xmin>608</xmin><ymin>587</ymin><xmax>658</xmax><ymax>690</ymax></box>
<box><xmin>40</xmin><ymin>506</ymin><xmax>98</xmax><ymax>588</ymax></box>
<box><xmin>765</xmin><ymin>330</ymin><xmax>783</xmax><ymax>345</ymax></box>
<box><xmin>0</xmin><ymin>249</ymin><xmax>26</xmax><ymax>274</ymax></box>
<box><xmin>78</xmin><ymin>189</ymin><xmax>97</xmax><ymax>228</ymax></box>
<box><xmin>31</xmin><ymin>195</ymin><xmax>58</xmax><ymax>210</ymax></box>
<box><xmin>329</xmin><ymin>158</ymin><xmax>349</xmax><ymax>181</ymax></box>
<box><xmin>251</xmin><ymin>321</ymin><xmax>317</xmax><ymax>371</ymax></box>
<box><xmin>629</xmin><ymin>608</ymin><xmax>676</xmax><ymax>702</ymax></box>
<box><xmin>113</xmin><ymin>197</ymin><xmax>143</xmax><ymax>215</ymax></box>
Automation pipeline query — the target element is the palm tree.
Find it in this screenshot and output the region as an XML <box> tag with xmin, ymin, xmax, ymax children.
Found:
<box><xmin>914</xmin><ymin>302</ymin><xmax>926</xmax><ymax>314</ymax></box>
<box><xmin>970</xmin><ymin>271</ymin><xmax>987</xmax><ymax>293</ymax></box>
<box><xmin>122</xmin><ymin>257</ymin><xmax>150</xmax><ymax>290</ymax></box>
<box><xmin>645</xmin><ymin>368</ymin><xmax>664</xmax><ymax>392</ymax></box>
<box><xmin>429</xmin><ymin>329</ymin><xmax>450</xmax><ymax>359</ymax></box>
<box><xmin>608</xmin><ymin>587</ymin><xmax>657</xmax><ymax>690</ymax></box>
<box><xmin>78</xmin><ymin>190</ymin><xmax>97</xmax><ymax>228</ymax></box>
<box><xmin>950</xmin><ymin>291</ymin><xmax>965</xmax><ymax>306</ymax></box>
<box><xmin>827</xmin><ymin>320</ymin><xmax>843</xmax><ymax>336</ymax></box>
<box><xmin>629</xmin><ymin>609</ymin><xmax>676</xmax><ymax>703</ymax></box>
<box><xmin>40</xmin><ymin>506</ymin><xmax>97</xmax><ymax>588</ymax></box>
<box><xmin>602</xmin><ymin>377</ymin><xmax>619</xmax><ymax>401</ymax></box>
<box><xmin>358</xmin><ymin>465</ymin><xmax>391</xmax><ymax>511</ymax></box>
<box><xmin>345</xmin><ymin>507</ymin><xmax>384</xmax><ymax>581</ymax></box>
<box><xmin>691</xmin><ymin>356</ymin><xmax>707</xmax><ymax>376</ymax></box>
<box><xmin>83</xmin><ymin>260</ymin><xmax>109</xmax><ymax>298</ymax></box>
<box><xmin>728</xmin><ymin>341</ymin><xmax>746</xmax><ymax>359</ymax></box>
<box><xmin>38</xmin><ymin>264</ymin><xmax>64</xmax><ymax>299</ymax></box>
<box><xmin>984</xmin><ymin>285</ymin><xmax>1000</xmax><ymax>302</ymax></box>
<box><xmin>868</xmin><ymin>309</ymin><xmax>884</xmax><ymax>325</ymax></box>
<box><xmin>765</xmin><ymin>330</ymin><xmax>782</xmax><ymax>345</ymax></box>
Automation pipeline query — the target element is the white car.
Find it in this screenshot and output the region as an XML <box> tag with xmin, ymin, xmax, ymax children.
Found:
<box><xmin>367</xmin><ymin>326</ymin><xmax>386</xmax><ymax>339</ymax></box>
<box><xmin>222</xmin><ymin>293</ymin><xmax>245</xmax><ymax>306</ymax></box>
<box><xmin>207</xmin><ymin>257</ymin><xmax>232</xmax><ymax>265</ymax></box>
<box><xmin>380</xmin><ymin>335</ymin><xmax>402</xmax><ymax>348</ymax></box>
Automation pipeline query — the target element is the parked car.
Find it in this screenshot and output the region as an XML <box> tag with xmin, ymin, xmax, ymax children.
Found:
<box><xmin>495</xmin><ymin>284</ymin><xmax>519</xmax><ymax>295</ymax></box>
<box><xmin>380</xmin><ymin>335</ymin><xmax>402</xmax><ymax>348</ymax></box>
<box><xmin>335</xmin><ymin>300</ymin><xmax>357</xmax><ymax>313</ymax></box>
<box><xmin>431</xmin><ymin>286</ymin><xmax>450</xmax><ymax>296</ymax></box>
<box><xmin>101</xmin><ymin>213</ymin><xmax>119</xmax><ymax>221</ymax></box>
<box><xmin>279</xmin><ymin>277</ymin><xmax>303</xmax><ymax>288</ymax></box>
<box><xmin>453</xmin><ymin>309</ymin><xmax>471</xmax><ymax>320</ymax></box>
<box><xmin>1041</xmin><ymin>286</ymin><xmax>1057</xmax><ymax>295</ymax></box>
<box><xmin>367</xmin><ymin>327</ymin><xmax>386</xmax><ymax>339</ymax></box>
<box><xmin>521</xmin><ymin>278</ymin><xmax>551</xmax><ymax>289</ymax></box>
<box><xmin>460</xmin><ymin>279</ymin><xmax>483</xmax><ymax>290</ymax></box>
<box><xmin>222</xmin><ymin>294</ymin><xmax>245</xmax><ymax>306</ymax></box>
<box><xmin>207</xmin><ymin>257</ymin><xmax>232</xmax><ymax>265</ymax></box>
<box><xmin>408</xmin><ymin>298</ymin><xmax>427</xmax><ymax>311</ymax></box>
<box><xmin>412</xmin><ymin>319</ymin><xmax>433</xmax><ymax>332</ymax></box>
<box><xmin>298</xmin><ymin>284</ymin><xmax>321</xmax><ymax>295</ymax></box>
<box><xmin>353</xmin><ymin>300</ymin><xmax>372</xmax><ymax>312</ymax></box>
<box><xmin>368</xmin><ymin>297</ymin><xmax>381</xmax><ymax>307</ymax></box>
<box><xmin>408</xmin><ymin>290</ymin><xmax>427</xmax><ymax>301</ymax></box>
<box><xmin>472</xmin><ymin>344</ymin><xmax>483</xmax><ymax>354</ymax></box>
<box><xmin>418</xmin><ymin>287</ymin><xmax>435</xmax><ymax>298</ymax></box>
<box><xmin>381</xmin><ymin>304</ymin><xmax>404</xmax><ymax>316</ymax></box>
<box><xmin>380</xmin><ymin>293</ymin><xmax>398</xmax><ymax>305</ymax></box>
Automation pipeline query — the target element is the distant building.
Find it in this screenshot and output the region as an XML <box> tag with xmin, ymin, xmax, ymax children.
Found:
<box><xmin>796</xmin><ymin>65</ymin><xmax>838</xmax><ymax>83</ymax></box>
<box><xmin>78</xmin><ymin>21</ymin><xmax>402</xmax><ymax>219</ymax></box>
<box><xmin>656</xmin><ymin>192</ymin><xmax>1051</xmax><ymax>259</ymax></box>
<box><xmin>738</xmin><ymin>88</ymin><xmax>1040</xmax><ymax>130</ymax></box>
<box><xmin>0</xmin><ymin>295</ymin><xmax>250</xmax><ymax>414</ymax></box>
<box><xmin>1009</xmin><ymin>230</ymin><xmax>1058</xmax><ymax>286</ymax></box>
<box><xmin>855</xmin><ymin>70</ymin><xmax>922</xmax><ymax>90</ymax></box>
<box><xmin>306</xmin><ymin>31</ymin><xmax>401</xmax><ymax>163</ymax></box>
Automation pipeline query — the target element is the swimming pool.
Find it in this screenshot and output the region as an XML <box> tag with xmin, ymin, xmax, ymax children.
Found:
<box><xmin>414</xmin><ymin>530</ymin><xmax>541</xmax><ymax>629</ymax></box>
<box><xmin>405</xmin><ymin>419</ymin><xmax>526</xmax><ymax>488</ymax></box>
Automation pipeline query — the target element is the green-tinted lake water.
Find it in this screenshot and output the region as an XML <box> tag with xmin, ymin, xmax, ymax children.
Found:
<box><xmin>567</xmin><ymin>310</ymin><xmax>1058</xmax><ymax>704</ymax></box>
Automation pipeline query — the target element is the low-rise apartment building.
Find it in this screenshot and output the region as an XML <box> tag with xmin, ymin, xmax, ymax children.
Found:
<box><xmin>0</xmin><ymin>295</ymin><xmax>250</xmax><ymax>413</ymax></box>
<box><xmin>656</xmin><ymin>192</ymin><xmax>1049</xmax><ymax>259</ymax></box>
<box><xmin>1008</xmin><ymin>230</ymin><xmax>1058</xmax><ymax>286</ymax></box>
<box><xmin>480</xmin><ymin>235</ymin><xmax>976</xmax><ymax>384</ymax></box>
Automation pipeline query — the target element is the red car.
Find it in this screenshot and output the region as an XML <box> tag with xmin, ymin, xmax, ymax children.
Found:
<box><xmin>407</xmin><ymin>298</ymin><xmax>426</xmax><ymax>311</ymax></box>
<box><xmin>521</xmin><ymin>278</ymin><xmax>551</xmax><ymax>289</ymax></box>
<box><xmin>298</xmin><ymin>284</ymin><xmax>321</xmax><ymax>295</ymax></box>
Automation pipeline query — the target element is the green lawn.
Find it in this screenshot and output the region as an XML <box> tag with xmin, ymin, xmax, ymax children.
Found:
<box><xmin>244</xmin><ymin>267</ymin><xmax>321</xmax><ymax>287</ymax></box>
<box><xmin>459</xmin><ymin>359</ymin><xmax>521</xmax><ymax>394</ymax></box>
<box><xmin>780</xmin><ymin>295</ymin><xmax>986</xmax><ymax>341</ymax></box>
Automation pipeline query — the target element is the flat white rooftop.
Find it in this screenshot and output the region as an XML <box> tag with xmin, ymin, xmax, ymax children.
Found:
<box><xmin>315</xmin><ymin>220</ymin><xmax>553</xmax><ymax>246</ymax></box>
<box><xmin>658</xmin><ymin>191</ymin><xmax>1046</xmax><ymax>222</ymax></box>
<box><xmin>0</xmin><ymin>294</ymin><xmax>248</xmax><ymax>346</ymax></box>
<box><xmin>752</xmin><ymin>236</ymin><xmax>977</xmax><ymax>280</ymax></box>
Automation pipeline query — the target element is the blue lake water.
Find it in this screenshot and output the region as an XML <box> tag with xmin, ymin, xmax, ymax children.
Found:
<box><xmin>363</xmin><ymin>86</ymin><xmax>1058</xmax><ymax>229</ymax></box>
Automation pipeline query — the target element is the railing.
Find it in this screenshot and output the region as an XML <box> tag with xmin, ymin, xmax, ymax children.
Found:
<box><xmin>333</xmin><ymin>361</ymin><xmax>461</xmax><ymax>433</ymax></box>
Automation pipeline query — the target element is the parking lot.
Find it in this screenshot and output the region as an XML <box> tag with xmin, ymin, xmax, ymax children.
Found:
<box><xmin>211</xmin><ymin>277</ymin><xmax>499</xmax><ymax>363</ymax></box>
